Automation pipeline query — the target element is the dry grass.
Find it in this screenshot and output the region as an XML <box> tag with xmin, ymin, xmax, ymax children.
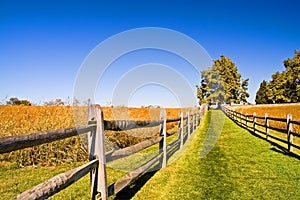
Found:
<box><xmin>228</xmin><ymin>103</ymin><xmax>300</xmax><ymax>155</ymax></box>
<box><xmin>0</xmin><ymin>105</ymin><xmax>197</xmax><ymax>167</ymax></box>
<box><xmin>230</xmin><ymin>103</ymin><xmax>300</xmax><ymax>133</ymax></box>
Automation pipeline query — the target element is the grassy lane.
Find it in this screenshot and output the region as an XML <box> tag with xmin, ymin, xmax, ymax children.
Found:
<box><xmin>132</xmin><ymin>110</ymin><xmax>300</xmax><ymax>200</ymax></box>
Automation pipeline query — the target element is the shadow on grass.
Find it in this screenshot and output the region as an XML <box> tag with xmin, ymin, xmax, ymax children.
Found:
<box><xmin>226</xmin><ymin>114</ymin><xmax>300</xmax><ymax>160</ymax></box>
<box><xmin>114</xmin><ymin>142</ymin><xmax>181</xmax><ymax>199</ymax></box>
<box><xmin>114</xmin><ymin>163</ymin><xmax>159</xmax><ymax>200</ymax></box>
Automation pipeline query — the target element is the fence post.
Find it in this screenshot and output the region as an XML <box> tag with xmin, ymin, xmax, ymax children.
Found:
<box><xmin>265</xmin><ymin>113</ymin><xmax>269</xmax><ymax>140</ymax></box>
<box><xmin>95</xmin><ymin>105</ymin><xmax>108</xmax><ymax>200</ymax></box>
<box><xmin>88</xmin><ymin>105</ymin><xmax>97</xmax><ymax>199</ymax></box>
<box><xmin>240</xmin><ymin>112</ymin><xmax>242</xmax><ymax>124</ymax></box>
<box><xmin>253</xmin><ymin>112</ymin><xmax>256</xmax><ymax>134</ymax></box>
<box><xmin>245</xmin><ymin>113</ymin><xmax>248</xmax><ymax>129</ymax></box>
<box><xmin>287</xmin><ymin>113</ymin><xmax>293</xmax><ymax>152</ymax></box>
<box><xmin>89</xmin><ymin>105</ymin><xmax>108</xmax><ymax>200</ymax></box>
<box><xmin>187</xmin><ymin>112</ymin><xmax>190</xmax><ymax>138</ymax></box>
<box><xmin>159</xmin><ymin>110</ymin><xmax>167</xmax><ymax>168</ymax></box>
<box><xmin>180</xmin><ymin>112</ymin><xmax>184</xmax><ymax>148</ymax></box>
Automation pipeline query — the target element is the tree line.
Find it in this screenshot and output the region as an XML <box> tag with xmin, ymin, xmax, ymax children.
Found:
<box><xmin>255</xmin><ymin>50</ymin><xmax>300</xmax><ymax>104</ymax></box>
<box><xmin>3</xmin><ymin>97</ymin><xmax>72</xmax><ymax>106</ymax></box>
<box><xmin>197</xmin><ymin>55</ymin><xmax>249</xmax><ymax>106</ymax></box>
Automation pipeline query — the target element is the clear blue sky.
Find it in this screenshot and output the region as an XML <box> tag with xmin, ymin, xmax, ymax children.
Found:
<box><xmin>1</xmin><ymin>0</ymin><xmax>299</xmax><ymax>106</ymax></box>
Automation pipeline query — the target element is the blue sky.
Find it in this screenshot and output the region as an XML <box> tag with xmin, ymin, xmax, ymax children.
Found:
<box><xmin>1</xmin><ymin>0</ymin><xmax>299</xmax><ymax>107</ymax></box>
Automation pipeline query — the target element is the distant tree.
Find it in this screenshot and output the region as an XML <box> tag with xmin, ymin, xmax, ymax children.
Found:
<box><xmin>197</xmin><ymin>55</ymin><xmax>249</xmax><ymax>105</ymax></box>
<box><xmin>44</xmin><ymin>99</ymin><xmax>65</xmax><ymax>106</ymax></box>
<box><xmin>255</xmin><ymin>80</ymin><xmax>270</xmax><ymax>104</ymax></box>
<box><xmin>240</xmin><ymin>79</ymin><xmax>250</xmax><ymax>104</ymax></box>
<box><xmin>6</xmin><ymin>97</ymin><xmax>31</xmax><ymax>106</ymax></box>
<box><xmin>196</xmin><ymin>65</ymin><xmax>224</xmax><ymax>105</ymax></box>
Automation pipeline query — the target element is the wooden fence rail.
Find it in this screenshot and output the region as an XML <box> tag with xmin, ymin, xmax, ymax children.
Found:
<box><xmin>222</xmin><ymin>106</ymin><xmax>300</xmax><ymax>154</ymax></box>
<box><xmin>1</xmin><ymin>104</ymin><xmax>207</xmax><ymax>200</ymax></box>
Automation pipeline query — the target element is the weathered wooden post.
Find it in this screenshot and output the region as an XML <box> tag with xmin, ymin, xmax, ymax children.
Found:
<box><xmin>88</xmin><ymin>105</ymin><xmax>97</xmax><ymax>199</ymax></box>
<box><xmin>245</xmin><ymin>113</ymin><xmax>248</xmax><ymax>129</ymax></box>
<box><xmin>187</xmin><ymin>112</ymin><xmax>190</xmax><ymax>138</ymax></box>
<box><xmin>88</xmin><ymin>105</ymin><xmax>108</xmax><ymax>200</ymax></box>
<box><xmin>287</xmin><ymin>113</ymin><xmax>293</xmax><ymax>152</ymax></box>
<box><xmin>240</xmin><ymin>112</ymin><xmax>242</xmax><ymax>124</ymax></box>
<box><xmin>180</xmin><ymin>112</ymin><xmax>184</xmax><ymax>148</ymax></box>
<box><xmin>253</xmin><ymin>112</ymin><xmax>256</xmax><ymax>134</ymax></box>
<box><xmin>265</xmin><ymin>113</ymin><xmax>269</xmax><ymax>140</ymax></box>
<box><xmin>159</xmin><ymin>110</ymin><xmax>167</xmax><ymax>168</ymax></box>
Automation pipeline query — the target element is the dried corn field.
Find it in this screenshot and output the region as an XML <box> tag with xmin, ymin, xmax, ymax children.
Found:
<box><xmin>0</xmin><ymin>105</ymin><xmax>197</xmax><ymax>167</ymax></box>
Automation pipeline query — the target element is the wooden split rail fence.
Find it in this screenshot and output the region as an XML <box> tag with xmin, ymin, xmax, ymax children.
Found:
<box><xmin>222</xmin><ymin>106</ymin><xmax>300</xmax><ymax>154</ymax></box>
<box><xmin>0</xmin><ymin>104</ymin><xmax>206</xmax><ymax>200</ymax></box>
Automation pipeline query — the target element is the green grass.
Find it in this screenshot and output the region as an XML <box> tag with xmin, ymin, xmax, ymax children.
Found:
<box><xmin>0</xmin><ymin>162</ymin><xmax>126</xmax><ymax>200</ymax></box>
<box><xmin>0</xmin><ymin>133</ymin><xmax>179</xmax><ymax>199</ymax></box>
<box><xmin>132</xmin><ymin>110</ymin><xmax>300</xmax><ymax>200</ymax></box>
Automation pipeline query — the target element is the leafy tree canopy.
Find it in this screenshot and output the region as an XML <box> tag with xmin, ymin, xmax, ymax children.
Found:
<box><xmin>255</xmin><ymin>50</ymin><xmax>300</xmax><ymax>104</ymax></box>
<box><xmin>197</xmin><ymin>55</ymin><xmax>249</xmax><ymax>105</ymax></box>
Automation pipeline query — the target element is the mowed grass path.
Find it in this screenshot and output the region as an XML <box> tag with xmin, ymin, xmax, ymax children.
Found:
<box><xmin>132</xmin><ymin>110</ymin><xmax>300</xmax><ymax>200</ymax></box>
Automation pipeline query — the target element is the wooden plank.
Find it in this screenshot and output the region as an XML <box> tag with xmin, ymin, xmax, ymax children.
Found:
<box><xmin>88</xmin><ymin>105</ymin><xmax>98</xmax><ymax>199</ymax></box>
<box><xmin>166</xmin><ymin>139</ymin><xmax>180</xmax><ymax>150</ymax></box>
<box><xmin>0</xmin><ymin>125</ymin><xmax>95</xmax><ymax>154</ymax></box>
<box><xmin>267</xmin><ymin>134</ymin><xmax>289</xmax><ymax>144</ymax></box>
<box><xmin>255</xmin><ymin>116</ymin><xmax>265</xmax><ymax>120</ymax></box>
<box><xmin>290</xmin><ymin>143</ymin><xmax>300</xmax><ymax>150</ymax></box>
<box><xmin>103</xmin><ymin>120</ymin><xmax>163</xmax><ymax>131</ymax></box>
<box><xmin>159</xmin><ymin>110</ymin><xmax>167</xmax><ymax>168</ymax></box>
<box><xmin>187</xmin><ymin>112</ymin><xmax>190</xmax><ymax>138</ymax></box>
<box><xmin>106</xmin><ymin>137</ymin><xmax>162</xmax><ymax>162</ymax></box>
<box><xmin>265</xmin><ymin>113</ymin><xmax>269</xmax><ymax>140</ymax></box>
<box><xmin>12</xmin><ymin>159</ymin><xmax>99</xmax><ymax>200</ymax></box>
<box><xmin>267</xmin><ymin>116</ymin><xmax>287</xmax><ymax>122</ymax></box>
<box><xmin>268</xmin><ymin>126</ymin><xmax>287</xmax><ymax>134</ymax></box>
<box><xmin>166</xmin><ymin>118</ymin><xmax>181</xmax><ymax>123</ymax></box>
<box><xmin>291</xmin><ymin>120</ymin><xmax>300</xmax><ymax>126</ymax></box>
<box><xmin>291</xmin><ymin>131</ymin><xmax>300</xmax><ymax>137</ymax></box>
<box><xmin>255</xmin><ymin>122</ymin><xmax>266</xmax><ymax>128</ymax></box>
<box><xmin>287</xmin><ymin>113</ymin><xmax>293</xmax><ymax>152</ymax></box>
<box><xmin>90</xmin><ymin>117</ymin><xmax>182</xmax><ymax>131</ymax></box>
<box><xmin>94</xmin><ymin>105</ymin><xmax>108</xmax><ymax>200</ymax></box>
<box><xmin>108</xmin><ymin>152</ymin><xmax>163</xmax><ymax>196</ymax></box>
<box><xmin>180</xmin><ymin>112</ymin><xmax>184</xmax><ymax>148</ymax></box>
<box><xmin>253</xmin><ymin>112</ymin><xmax>257</xmax><ymax>134</ymax></box>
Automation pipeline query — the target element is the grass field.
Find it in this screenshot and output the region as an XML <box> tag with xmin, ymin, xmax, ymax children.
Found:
<box><xmin>228</xmin><ymin>103</ymin><xmax>300</xmax><ymax>155</ymax></box>
<box><xmin>132</xmin><ymin>110</ymin><xmax>300</xmax><ymax>199</ymax></box>
<box><xmin>0</xmin><ymin>105</ymin><xmax>195</xmax><ymax>167</ymax></box>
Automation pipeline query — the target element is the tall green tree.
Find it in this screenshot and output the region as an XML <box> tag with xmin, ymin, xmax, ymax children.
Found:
<box><xmin>255</xmin><ymin>80</ymin><xmax>270</xmax><ymax>104</ymax></box>
<box><xmin>196</xmin><ymin>65</ymin><xmax>225</xmax><ymax>105</ymax></box>
<box><xmin>197</xmin><ymin>55</ymin><xmax>249</xmax><ymax>105</ymax></box>
<box><xmin>240</xmin><ymin>78</ymin><xmax>250</xmax><ymax>104</ymax></box>
<box><xmin>215</xmin><ymin>55</ymin><xmax>242</xmax><ymax>103</ymax></box>
<box><xmin>283</xmin><ymin>50</ymin><xmax>300</xmax><ymax>102</ymax></box>
<box><xmin>256</xmin><ymin>50</ymin><xmax>300</xmax><ymax>104</ymax></box>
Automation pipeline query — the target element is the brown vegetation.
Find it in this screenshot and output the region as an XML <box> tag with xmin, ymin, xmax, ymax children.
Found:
<box><xmin>0</xmin><ymin>105</ymin><xmax>197</xmax><ymax>167</ymax></box>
